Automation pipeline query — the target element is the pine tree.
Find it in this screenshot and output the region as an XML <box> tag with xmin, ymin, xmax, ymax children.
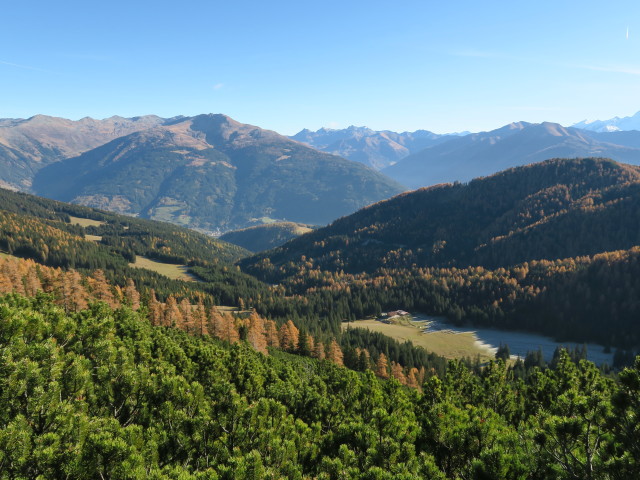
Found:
<box><xmin>207</xmin><ymin>308</ymin><xmax>225</xmax><ymax>339</ymax></box>
<box><xmin>220</xmin><ymin>313</ymin><xmax>240</xmax><ymax>344</ymax></box>
<box><xmin>407</xmin><ymin>367</ymin><xmax>420</xmax><ymax>389</ymax></box>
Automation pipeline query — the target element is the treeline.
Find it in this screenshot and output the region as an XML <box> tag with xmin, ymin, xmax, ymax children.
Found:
<box><xmin>1</xmin><ymin>293</ymin><xmax>639</xmax><ymax>478</ymax></box>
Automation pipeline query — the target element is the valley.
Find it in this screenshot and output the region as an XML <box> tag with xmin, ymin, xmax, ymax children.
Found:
<box><xmin>7</xmin><ymin>2</ymin><xmax>640</xmax><ymax>476</ymax></box>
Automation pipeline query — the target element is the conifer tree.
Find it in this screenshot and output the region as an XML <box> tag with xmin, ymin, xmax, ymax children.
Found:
<box><xmin>263</xmin><ymin>319</ymin><xmax>280</xmax><ymax>347</ymax></box>
<box><xmin>193</xmin><ymin>297</ymin><xmax>208</xmax><ymax>336</ymax></box>
<box><xmin>163</xmin><ymin>295</ymin><xmax>182</xmax><ymax>328</ymax></box>
<box><xmin>327</xmin><ymin>339</ymin><xmax>344</xmax><ymax>366</ymax></box>
<box><xmin>124</xmin><ymin>278</ymin><xmax>140</xmax><ymax>310</ymax></box>
<box><xmin>91</xmin><ymin>269</ymin><xmax>116</xmax><ymax>308</ymax></box>
<box><xmin>376</xmin><ymin>353</ymin><xmax>390</xmax><ymax>379</ymax></box>
<box><xmin>313</xmin><ymin>340</ymin><xmax>326</xmax><ymax>360</ymax></box>
<box><xmin>247</xmin><ymin>312</ymin><xmax>268</xmax><ymax>355</ymax></box>
<box><xmin>179</xmin><ymin>298</ymin><xmax>193</xmax><ymax>333</ymax></box>
<box><xmin>391</xmin><ymin>361</ymin><xmax>407</xmax><ymax>384</ymax></box>
<box><xmin>147</xmin><ymin>289</ymin><xmax>162</xmax><ymax>327</ymax></box>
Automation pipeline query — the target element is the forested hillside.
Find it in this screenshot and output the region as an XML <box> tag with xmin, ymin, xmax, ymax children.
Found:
<box><xmin>246</xmin><ymin>158</ymin><xmax>640</xmax><ymax>274</ymax></box>
<box><xmin>242</xmin><ymin>158</ymin><xmax>640</xmax><ymax>350</ymax></box>
<box><xmin>0</xmin><ymin>188</ymin><xmax>441</xmax><ymax>368</ymax></box>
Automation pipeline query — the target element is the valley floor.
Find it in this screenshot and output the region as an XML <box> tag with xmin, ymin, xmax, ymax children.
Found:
<box><xmin>342</xmin><ymin>317</ymin><xmax>495</xmax><ymax>362</ymax></box>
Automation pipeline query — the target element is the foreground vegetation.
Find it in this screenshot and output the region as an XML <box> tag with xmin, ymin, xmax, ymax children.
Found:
<box><xmin>1</xmin><ymin>293</ymin><xmax>639</xmax><ymax>479</ymax></box>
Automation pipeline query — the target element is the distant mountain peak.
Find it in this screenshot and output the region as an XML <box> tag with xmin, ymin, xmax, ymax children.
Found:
<box><xmin>572</xmin><ymin>111</ymin><xmax>640</xmax><ymax>132</ymax></box>
<box><xmin>290</xmin><ymin>125</ymin><xmax>451</xmax><ymax>170</ymax></box>
<box><xmin>383</xmin><ymin>120</ymin><xmax>640</xmax><ymax>189</ymax></box>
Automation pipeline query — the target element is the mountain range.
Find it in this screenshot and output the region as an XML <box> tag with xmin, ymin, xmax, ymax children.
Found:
<box><xmin>290</xmin><ymin>126</ymin><xmax>454</xmax><ymax>170</ymax></box>
<box><xmin>6</xmin><ymin>111</ymin><xmax>640</xmax><ymax>235</ymax></box>
<box><xmin>0</xmin><ymin>114</ymin><xmax>167</xmax><ymax>191</ymax></box>
<box><xmin>2</xmin><ymin>114</ymin><xmax>404</xmax><ymax>232</ymax></box>
<box><xmin>573</xmin><ymin>110</ymin><xmax>640</xmax><ymax>132</ymax></box>
<box><xmin>382</xmin><ymin>122</ymin><xmax>640</xmax><ymax>188</ymax></box>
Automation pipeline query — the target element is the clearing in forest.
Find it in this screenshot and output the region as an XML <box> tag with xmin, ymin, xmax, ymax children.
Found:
<box><xmin>129</xmin><ymin>256</ymin><xmax>200</xmax><ymax>282</ymax></box>
<box><xmin>343</xmin><ymin>318</ymin><xmax>495</xmax><ymax>362</ymax></box>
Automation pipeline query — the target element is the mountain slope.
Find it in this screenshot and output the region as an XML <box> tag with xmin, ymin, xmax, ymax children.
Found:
<box><xmin>383</xmin><ymin>122</ymin><xmax>640</xmax><ymax>188</ymax></box>
<box><xmin>219</xmin><ymin>221</ymin><xmax>314</xmax><ymax>252</ymax></box>
<box><xmin>33</xmin><ymin>114</ymin><xmax>405</xmax><ymax>232</ymax></box>
<box><xmin>0</xmin><ymin>114</ymin><xmax>167</xmax><ymax>190</ymax></box>
<box><xmin>243</xmin><ymin>158</ymin><xmax>640</xmax><ymax>275</ymax></box>
<box><xmin>290</xmin><ymin>126</ymin><xmax>451</xmax><ymax>170</ymax></box>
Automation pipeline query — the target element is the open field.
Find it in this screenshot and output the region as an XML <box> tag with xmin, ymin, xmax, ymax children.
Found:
<box><xmin>85</xmin><ymin>234</ymin><xmax>102</xmax><ymax>242</ymax></box>
<box><xmin>293</xmin><ymin>225</ymin><xmax>313</xmax><ymax>235</ymax></box>
<box><xmin>342</xmin><ymin>318</ymin><xmax>495</xmax><ymax>361</ymax></box>
<box><xmin>68</xmin><ymin>215</ymin><xmax>105</xmax><ymax>228</ymax></box>
<box><xmin>129</xmin><ymin>256</ymin><xmax>200</xmax><ymax>282</ymax></box>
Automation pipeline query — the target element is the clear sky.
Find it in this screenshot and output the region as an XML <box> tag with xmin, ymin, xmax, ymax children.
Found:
<box><xmin>2</xmin><ymin>0</ymin><xmax>639</xmax><ymax>135</ymax></box>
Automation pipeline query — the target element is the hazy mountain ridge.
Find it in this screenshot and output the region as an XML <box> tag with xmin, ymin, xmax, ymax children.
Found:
<box><xmin>383</xmin><ymin>122</ymin><xmax>640</xmax><ymax>188</ymax></box>
<box><xmin>573</xmin><ymin>110</ymin><xmax>640</xmax><ymax>132</ymax></box>
<box><xmin>290</xmin><ymin>125</ymin><xmax>452</xmax><ymax>170</ymax></box>
<box><xmin>0</xmin><ymin>114</ymin><xmax>169</xmax><ymax>189</ymax></box>
<box><xmin>32</xmin><ymin>114</ymin><xmax>405</xmax><ymax>232</ymax></box>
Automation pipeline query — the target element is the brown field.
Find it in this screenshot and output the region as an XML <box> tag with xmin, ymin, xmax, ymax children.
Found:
<box><xmin>293</xmin><ymin>225</ymin><xmax>313</xmax><ymax>235</ymax></box>
<box><xmin>342</xmin><ymin>318</ymin><xmax>495</xmax><ymax>361</ymax></box>
<box><xmin>85</xmin><ymin>234</ymin><xmax>102</xmax><ymax>242</ymax></box>
<box><xmin>68</xmin><ymin>215</ymin><xmax>105</xmax><ymax>228</ymax></box>
<box><xmin>129</xmin><ymin>256</ymin><xmax>200</xmax><ymax>282</ymax></box>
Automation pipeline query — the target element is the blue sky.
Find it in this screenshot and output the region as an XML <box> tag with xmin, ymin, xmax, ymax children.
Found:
<box><xmin>2</xmin><ymin>1</ymin><xmax>639</xmax><ymax>134</ymax></box>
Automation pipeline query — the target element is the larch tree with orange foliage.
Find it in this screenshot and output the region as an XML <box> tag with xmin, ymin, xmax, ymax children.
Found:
<box><xmin>376</xmin><ymin>353</ymin><xmax>390</xmax><ymax>378</ymax></box>
<box><xmin>391</xmin><ymin>362</ymin><xmax>407</xmax><ymax>385</ymax></box>
<box><xmin>91</xmin><ymin>269</ymin><xmax>117</xmax><ymax>308</ymax></box>
<box><xmin>327</xmin><ymin>339</ymin><xmax>344</xmax><ymax>366</ymax></box>
<box><xmin>313</xmin><ymin>341</ymin><xmax>326</xmax><ymax>360</ymax></box>
<box><xmin>124</xmin><ymin>278</ymin><xmax>140</xmax><ymax>310</ymax></box>
<box><xmin>263</xmin><ymin>319</ymin><xmax>280</xmax><ymax>348</ymax></box>
<box><xmin>247</xmin><ymin>312</ymin><xmax>268</xmax><ymax>355</ymax></box>
<box><xmin>279</xmin><ymin>320</ymin><xmax>300</xmax><ymax>352</ymax></box>
<box><xmin>163</xmin><ymin>295</ymin><xmax>182</xmax><ymax>328</ymax></box>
